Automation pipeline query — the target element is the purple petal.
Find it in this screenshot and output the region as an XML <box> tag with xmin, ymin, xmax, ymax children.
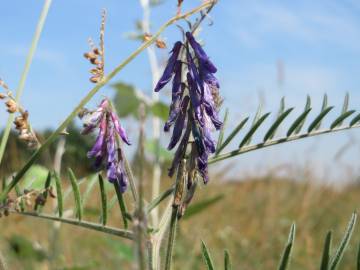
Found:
<box><xmin>167</xmin><ymin>96</ymin><xmax>189</xmax><ymax>150</ymax></box>
<box><xmin>107</xmin><ymin>161</ymin><xmax>117</xmax><ymax>182</ymax></box>
<box><xmin>107</xmin><ymin>128</ymin><xmax>116</xmax><ymax>164</ymax></box>
<box><xmin>87</xmin><ymin>116</ymin><xmax>107</xmax><ymax>158</ymax></box>
<box><xmin>186</xmin><ymin>32</ymin><xmax>217</xmax><ymax>74</ymax></box>
<box><xmin>110</xmin><ymin>112</ymin><xmax>131</xmax><ymax>145</ymax></box>
<box><xmin>203</xmin><ymin>84</ymin><xmax>222</xmax><ymax>130</ymax></box>
<box><xmin>187</xmin><ymin>73</ymin><xmax>203</xmax><ymax>126</ymax></box>
<box><xmin>202</xmin><ymin>126</ymin><xmax>216</xmax><ymax>153</ymax></box>
<box><xmin>81</xmin><ymin>110</ymin><xmax>104</xmax><ymax>135</ymax></box>
<box><xmin>186</xmin><ymin>50</ymin><xmax>203</xmax><ymax>94</ymax></box>
<box><xmin>197</xmin><ymin>152</ymin><xmax>209</xmax><ymax>184</ymax></box>
<box><xmin>154</xmin><ymin>41</ymin><xmax>183</xmax><ymax>92</ymax></box>
<box><xmin>164</xmin><ymin>66</ymin><xmax>185</xmax><ymax>131</ymax></box>
<box><xmin>117</xmin><ymin>164</ymin><xmax>128</xmax><ymax>193</ymax></box>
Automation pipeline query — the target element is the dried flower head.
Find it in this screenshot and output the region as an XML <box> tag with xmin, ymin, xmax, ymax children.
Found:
<box><xmin>80</xmin><ymin>98</ymin><xmax>131</xmax><ymax>193</ymax></box>
<box><xmin>0</xmin><ymin>80</ymin><xmax>39</xmax><ymax>148</ymax></box>
<box><xmin>84</xmin><ymin>9</ymin><xmax>106</xmax><ymax>83</ymax></box>
<box><xmin>154</xmin><ymin>31</ymin><xmax>222</xmax><ymax>184</ymax></box>
<box><xmin>0</xmin><ymin>186</ymin><xmax>55</xmax><ymax>216</ymax></box>
<box><xmin>143</xmin><ymin>33</ymin><xmax>167</xmax><ymax>49</ymax></box>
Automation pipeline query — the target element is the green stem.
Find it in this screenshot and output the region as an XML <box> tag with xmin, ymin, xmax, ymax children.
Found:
<box><xmin>0</xmin><ymin>1</ymin><xmax>214</xmax><ymax>202</ymax></box>
<box><xmin>164</xmin><ymin>207</ymin><xmax>179</xmax><ymax>270</ymax></box>
<box><xmin>114</xmin><ymin>180</ymin><xmax>129</xmax><ymax>229</ymax></box>
<box><xmin>11</xmin><ymin>211</ymin><xmax>134</xmax><ymax>240</ymax></box>
<box><xmin>164</xmin><ymin>159</ymin><xmax>186</xmax><ymax>270</ymax></box>
<box><xmin>146</xmin><ymin>185</ymin><xmax>175</xmax><ymax>214</ymax></box>
<box><xmin>0</xmin><ymin>0</ymin><xmax>52</xmax><ymax>165</ymax></box>
<box><xmin>209</xmin><ymin>124</ymin><xmax>360</xmax><ymax>165</ymax></box>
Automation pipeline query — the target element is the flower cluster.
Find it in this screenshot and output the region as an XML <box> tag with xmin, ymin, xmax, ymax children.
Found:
<box><xmin>154</xmin><ymin>32</ymin><xmax>222</xmax><ymax>183</ymax></box>
<box><xmin>0</xmin><ymin>79</ymin><xmax>39</xmax><ymax>148</ymax></box>
<box><xmin>80</xmin><ymin>99</ymin><xmax>131</xmax><ymax>193</ymax></box>
<box><xmin>84</xmin><ymin>10</ymin><xmax>106</xmax><ymax>83</ymax></box>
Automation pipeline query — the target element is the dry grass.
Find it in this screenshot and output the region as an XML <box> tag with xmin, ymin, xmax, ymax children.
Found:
<box><xmin>0</xmin><ymin>173</ymin><xmax>359</xmax><ymax>269</ymax></box>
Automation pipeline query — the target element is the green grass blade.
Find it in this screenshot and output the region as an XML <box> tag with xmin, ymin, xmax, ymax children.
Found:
<box><xmin>114</xmin><ymin>180</ymin><xmax>129</xmax><ymax>229</ymax></box>
<box><xmin>239</xmin><ymin>113</ymin><xmax>271</xmax><ymax>148</ymax></box>
<box><xmin>264</xmin><ymin>108</ymin><xmax>294</xmax><ymax>142</ymax></box>
<box><xmin>342</xmin><ymin>93</ymin><xmax>349</xmax><ymax>114</ymax></box>
<box><xmin>67</xmin><ymin>168</ymin><xmax>83</xmax><ymax>221</ymax></box>
<box><xmin>0</xmin><ymin>0</ymin><xmax>52</xmax><ymax>166</ymax></box>
<box><xmin>278</xmin><ymin>97</ymin><xmax>286</xmax><ymax>116</ymax></box>
<box><xmin>350</xmin><ymin>113</ymin><xmax>360</xmax><ymax>127</ymax></box>
<box><xmin>314</xmin><ymin>94</ymin><xmax>328</xmax><ymax>130</ymax></box>
<box><xmin>224</xmin><ymin>249</ymin><xmax>232</xmax><ymax>270</ymax></box>
<box><xmin>330</xmin><ymin>213</ymin><xmax>357</xmax><ymax>270</ymax></box>
<box><xmin>308</xmin><ymin>107</ymin><xmax>334</xmax><ymax>133</ymax></box>
<box><xmin>53</xmin><ymin>172</ymin><xmax>63</xmax><ymax>218</ymax></box>
<box><xmin>320</xmin><ymin>231</ymin><xmax>332</xmax><ymax>270</ymax></box>
<box><xmin>14</xmin><ymin>185</ymin><xmax>25</xmax><ymax>212</ymax></box>
<box><xmin>330</xmin><ymin>111</ymin><xmax>355</xmax><ymax>129</ymax></box>
<box><xmin>98</xmin><ymin>174</ymin><xmax>108</xmax><ymax>226</ymax></box>
<box><xmin>216</xmin><ymin>117</ymin><xmax>249</xmax><ymax>155</ymax></box>
<box><xmin>245</xmin><ymin>102</ymin><xmax>263</xmax><ymax>146</ymax></box>
<box><xmin>215</xmin><ymin>109</ymin><xmax>229</xmax><ymax>154</ymax></box>
<box><xmin>295</xmin><ymin>95</ymin><xmax>311</xmax><ymax>134</ymax></box>
<box><xmin>183</xmin><ymin>194</ymin><xmax>224</xmax><ymax>220</ymax></box>
<box><xmin>287</xmin><ymin>108</ymin><xmax>312</xmax><ymax>137</ymax></box>
<box><xmin>277</xmin><ymin>223</ymin><xmax>296</xmax><ymax>270</ymax></box>
<box><xmin>201</xmin><ymin>240</ymin><xmax>215</xmax><ymax>270</ymax></box>
<box><xmin>357</xmin><ymin>242</ymin><xmax>360</xmax><ymax>270</ymax></box>
<box><xmin>146</xmin><ymin>185</ymin><xmax>175</xmax><ymax>214</ymax></box>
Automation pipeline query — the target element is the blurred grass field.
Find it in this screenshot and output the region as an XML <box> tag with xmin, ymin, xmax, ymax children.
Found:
<box><xmin>0</xmin><ymin>170</ymin><xmax>359</xmax><ymax>270</ymax></box>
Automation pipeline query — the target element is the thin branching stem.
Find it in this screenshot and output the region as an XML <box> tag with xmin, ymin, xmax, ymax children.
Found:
<box><xmin>0</xmin><ymin>1</ymin><xmax>215</xmax><ymax>202</ymax></box>
<box><xmin>209</xmin><ymin>124</ymin><xmax>360</xmax><ymax>164</ymax></box>
<box><xmin>10</xmin><ymin>211</ymin><xmax>134</xmax><ymax>240</ymax></box>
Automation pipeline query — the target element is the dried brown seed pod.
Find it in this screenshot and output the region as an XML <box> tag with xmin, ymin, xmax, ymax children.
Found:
<box><xmin>93</xmin><ymin>47</ymin><xmax>100</xmax><ymax>55</ymax></box>
<box><xmin>155</xmin><ymin>39</ymin><xmax>167</xmax><ymax>49</ymax></box>
<box><xmin>49</xmin><ymin>186</ymin><xmax>57</xmax><ymax>198</ymax></box>
<box><xmin>90</xmin><ymin>76</ymin><xmax>101</xmax><ymax>83</ymax></box>
<box><xmin>0</xmin><ymin>93</ymin><xmax>5</xmax><ymax>99</ymax></box>
<box><xmin>5</xmin><ymin>99</ymin><xmax>17</xmax><ymax>113</ymax></box>
<box><xmin>143</xmin><ymin>33</ymin><xmax>152</xmax><ymax>42</ymax></box>
<box><xmin>35</xmin><ymin>194</ymin><xmax>46</xmax><ymax>206</ymax></box>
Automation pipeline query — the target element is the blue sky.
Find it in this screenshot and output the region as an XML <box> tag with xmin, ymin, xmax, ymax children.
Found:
<box><xmin>1</xmin><ymin>0</ymin><xmax>360</xmax><ymax>182</ymax></box>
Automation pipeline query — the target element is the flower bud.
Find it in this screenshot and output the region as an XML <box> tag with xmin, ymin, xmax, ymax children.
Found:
<box><xmin>5</xmin><ymin>99</ymin><xmax>17</xmax><ymax>113</ymax></box>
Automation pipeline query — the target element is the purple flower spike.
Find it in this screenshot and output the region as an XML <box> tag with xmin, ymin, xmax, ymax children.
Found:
<box><xmin>153</xmin><ymin>32</ymin><xmax>222</xmax><ymax>184</ymax></box>
<box><xmin>154</xmin><ymin>41</ymin><xmax>183</xmax><ymax>92</ymax></box>
<box><xmin>81</xmin><ymin>98</ymin><xmax>131</xmax><ymax>193</ymax></box>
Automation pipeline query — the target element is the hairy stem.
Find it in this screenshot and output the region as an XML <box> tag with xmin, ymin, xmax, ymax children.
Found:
<box><xmin>164</xmin><ymin>159</ymin><xmax>186</xmax><ymax>270</ymax></box>
<box><xmin>0</xmin><ymin>0</ymin><xmax>52</xmax><ymax>165</ymax></box>
<box><xmin>209</xmin><ymin>124</ymin><xmax>360</xmax><ymax>164</ymax></box>
<box><xmin>11</xmin><ymin>211</ymin><xmax>134</xmax><ymax>240</ymax></box>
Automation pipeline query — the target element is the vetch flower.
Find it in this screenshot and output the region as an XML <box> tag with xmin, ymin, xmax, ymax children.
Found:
<box><xmin>81</xmin><ymin>98</ymin><xmax>131</xmax><ymax>193</ymax></box>
<box><xmin>154</xmin><ymin>31</ymin><xmax>222</xmax><ymax>184</ymax></box>
<box><xmin>154</xmin><ymin>41</ymin><xmax>182</xmax><ymax>92</ymax></box>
